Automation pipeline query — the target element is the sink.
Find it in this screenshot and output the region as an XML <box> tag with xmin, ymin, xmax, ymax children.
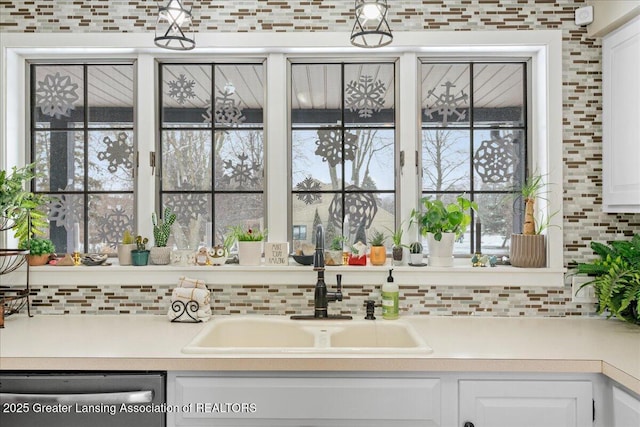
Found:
<box><xmin>182</xmin><ymin>316</ymin><xmax>432</xmax><ymax>355</ymax></box>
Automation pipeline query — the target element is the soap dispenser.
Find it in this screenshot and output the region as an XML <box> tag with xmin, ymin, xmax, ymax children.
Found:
<box><xmin>381</xmin><ymin>269</ymin><xmax>399</xmax><ymax>320</ymax></box>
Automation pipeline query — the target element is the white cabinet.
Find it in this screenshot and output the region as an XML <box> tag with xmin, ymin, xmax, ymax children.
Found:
<box><xmin>612</xmin><ymin>385</ymin><xmax>640</xmax><ymax>427</ymax></box>
<box><xmin>602</xmin><ymin>15</ymin><xmax>640</xmax><ymax>213</ymax></box>
<box><xmin>458</xmin><ymin>380</ymin><xmax>593</xmax><ymax>427</ymax></box>
<box><xmin>167</xmin><ymin>373</ymin><xmax>441</xmax><ymax>427</ymax></box>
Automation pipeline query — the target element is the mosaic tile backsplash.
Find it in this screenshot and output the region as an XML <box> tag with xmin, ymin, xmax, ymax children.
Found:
<box><xmin>2</xmin><ymin>0</ymin><xmax>639</xmax><ymax>317</ymax></box>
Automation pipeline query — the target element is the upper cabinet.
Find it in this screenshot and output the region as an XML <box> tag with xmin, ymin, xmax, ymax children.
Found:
<box><xmin>602</xmin><ymin>15</ymin><xmax>640</xmax><ymax>213</ymax></box>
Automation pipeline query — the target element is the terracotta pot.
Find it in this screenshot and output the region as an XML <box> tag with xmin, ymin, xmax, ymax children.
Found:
<box><xmin>238</xmin><ymin>241</ymin><xmax>263</xmax><ymax>266</ymax></box>
<box><xmin>27</xmin><ymin>253</ymin><xmax>50</xmax><ymax>266</ymax></box>
<box><xmin>150</xmin><ymin>246</ymin><xmax>171</xmax><ymax>265</ymax></box>
<box><xmin>427</xmin><ymin>232</ymin><xmax>455</xmax><ymax>267</ymax></box>
<box><xmin>117</xmin><ymin>243</ymin><xmax>137</xmax><ymax>266</ymax></box>
<box><xmin>369</xmin><ymin>246</ymin><xmax>387</xmax><ymax>266</ymax></box>
<box><xmin>510</xmin><ymin>234</ymin><xmax>546</xmax><ymax>268</ymax></box>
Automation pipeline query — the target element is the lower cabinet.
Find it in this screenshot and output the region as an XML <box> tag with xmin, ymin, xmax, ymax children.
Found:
<box><xmin>458</xmin><ymin>380</ymin><xmax>593</xmax><ymax>427</ymax></box>
<box><xmin>612</xmin><ymin>385</ymin><xmax>640</xmax><ymax>427</ymax></box>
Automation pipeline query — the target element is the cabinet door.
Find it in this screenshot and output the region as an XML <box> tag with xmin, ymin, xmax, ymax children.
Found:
<box><xmin>459</xmin><ymin>380</ymin><xmax>592</xmax><ymax>427</ymax></box>
<box><xmin>612</xmin><ymin>385</ymin><xmax>640</xmax><ymax>427</ymax></box>
<box><xmin>602</xmin><ymin>15</ymin><xmax>640</xmax><ymax>213</ymax></box>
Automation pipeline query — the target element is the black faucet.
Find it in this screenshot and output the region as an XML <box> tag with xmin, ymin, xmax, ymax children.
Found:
<box><xmin>291</xmin><ymin>224</ymin><xmax>352</xmax><ymax>320</ymax></box>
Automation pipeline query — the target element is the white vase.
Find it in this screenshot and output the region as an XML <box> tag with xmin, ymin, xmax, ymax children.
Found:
<box><xmin>149</xmin><ymin>246</ymin><xmax>172</xmax><ymax>265</ymax></box>
<box><xmin>427</xmin><ymin>232</ymin><xmax>455</xmax><ymax>267</ymax></box>
<box><xmin>238</xmin><ymin>241</ymin><xmax>263</xmax><ymax>266</ymax></box>
<box><xmin>117</xmin><ymin>243</ymin><xmax>137</xmax><ymax>266</ymax></box>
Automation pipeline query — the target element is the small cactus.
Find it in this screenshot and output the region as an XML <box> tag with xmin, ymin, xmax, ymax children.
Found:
<box><xmin>409</xmin><ymin>241</ymin><xmax>423</xmax><ymax>254</ymax></box>
<box><xmin>152</xmin><ymin>207</ymin><xmax>177</xmax><ymax>247</ymax></box>
<box><xmin>135</xmin><ymin>235</ymin><xmax>149</xmax><ymax>251</ymax></box>
<box><xmin>122</xmin><ymin>230</ymin><xmax>134</xmax><ymax>245</ymax></box>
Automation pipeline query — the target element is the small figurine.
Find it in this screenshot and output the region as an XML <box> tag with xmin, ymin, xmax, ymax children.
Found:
<box><xmin>195</xmin><ymin>247</ymin><xmax>209</xmax><ymax>266</ymax></box>
<box><xmin>208</xmin><ymin>245</ymin><xmax>226</xmax><ymax>266</ymax></box>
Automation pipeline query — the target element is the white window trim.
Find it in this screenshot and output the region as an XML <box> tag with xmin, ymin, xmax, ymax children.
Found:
<box><xmin>0</xmin><ymin>31</ymin><xmax>564</xmax><ymax>287</ymax></box>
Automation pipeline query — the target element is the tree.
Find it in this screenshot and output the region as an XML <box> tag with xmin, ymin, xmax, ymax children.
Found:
<box><xmin>422</xmin><ymin>129</ymin><xmax>469</xmax><ymax>195</ymax></box>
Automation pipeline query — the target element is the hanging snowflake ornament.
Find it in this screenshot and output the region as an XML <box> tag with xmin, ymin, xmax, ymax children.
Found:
<box><xmin>315</xmin><ymin>130</ymin><xmax>358</xmax><ymax>167</ymax></box>
<box><xmin>345</xmin><ymin>75</ymin><xmax>386</xmax><ymax>118</ymax></box>
<box><xmin>202</xmin><ymin>85</ymin><xmax>246</xmax><ymax>125</ymax></box>
<box><xmin>473</xmin><ymin>132</ymin><xmax>519</xmax><ymax>184</ymax></box>
<box><xmin>222</xmin><ymin>152</ymin><xmax>261</xmax><ymax>189</ymax></box>
<box><xmin>167</xmin><ymin>74</ymin><xmax>197</xmax><ymax>105</ymax></box>
<box><xmin>423</xmin><ymin>81</ymin><xmax>468</xmax><ymax>127</ymax></box>
<box><xmin>328</xmin><ymin>185</ymin><xmax>378</xmax><ymax>236</ymax></box>
<box><xmin>94</xmin><ymin>206</ymin><xmax>133</xmax><ymax>249</ymax></box>
<box><xmin>295</xmin><ymin>176</ymin><xmax>322</xmax><ymax>205</ymax></box>
<box><xmin>48</xmin><ymin>191</ymin><xmax>82</xmax><ymax>232</ymax></box>
<box><xmin>35</xmin><ymin>72</ymin><xmax>80</xmax><ymax>118</ymax></box>
<box><xmin>97</xmin><ymin>132</ymin><xmax>134</xmax><ymax>173</ymax></box>
<box><xmin>165</xmin><ymin>194</ymin><xmax>209</xmax><ymax>225</ymax></box>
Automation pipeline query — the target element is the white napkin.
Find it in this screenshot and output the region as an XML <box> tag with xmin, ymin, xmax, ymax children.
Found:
<box><xmin>167</xmin><ymin>276</ymin><xmax>211</xmax><ymax>322</ymax></box>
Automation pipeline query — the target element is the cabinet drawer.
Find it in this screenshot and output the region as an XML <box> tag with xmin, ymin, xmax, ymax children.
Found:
<box><xmin>170</xmin><ymin>375</ymin><xmax>440</xmax><ymax>425</ymax></box>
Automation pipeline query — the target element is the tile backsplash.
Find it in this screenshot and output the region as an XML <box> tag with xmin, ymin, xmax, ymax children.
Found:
<box><xmin>3</xmin><ymin>0</ymin><xmax>640</xmax><ymax>317</ymax></box>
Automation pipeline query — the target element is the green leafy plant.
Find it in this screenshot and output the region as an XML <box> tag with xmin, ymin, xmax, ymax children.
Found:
<box><xmin>410</xmin><ymin>195</ymin><xmax>478</xmax><ymax>242</ymax></box>
<box><xmin>152</xmin><ymin>207</ymin><xmax>177</xmax><ymax>247</ymax></box>
<box><xmin>135</xmin><ymin>235</ymin><xmax>149</xmax><ymax>251</ymax></box>
<box><xmin>368</xmin><ymin>229</ymin><xmax>386</xmax><ymax>247</ymax></box>
<box><xmin>229</xmin><ymin>225</ymin><xmax>266</xmax><ymax>242</ymax></box>
<box><xmin>122</xmin><ymin>230</ymin><xmax>135</xmax><ymax>245</ymax></box>
<box><xmin>516</xmin><ymin>173</ymin><xmax>557</xmax><ymax>235</ymax></box>
<box><xmin>409</xmin><ymin>242</ymin><xmax>423</xmax><ymax>254</ymax></box>
<box><xmin>329</xmin><ymin>235</ymin><xmax>347</xmax><ymax>251</ymax></box>
<box><xmin>386</xmin><ymin>221</ymin><xmax>406</xmax><ymax>248</ymax></box>
<box><xmin>19</xmin><ymin>237</ymin><xmax>55</xmax><ymax>256</ymax></box>
<box><xmin>576</xmin><ymin>234</ymin><xmax>640</xmax><ymax>325</ymax></box>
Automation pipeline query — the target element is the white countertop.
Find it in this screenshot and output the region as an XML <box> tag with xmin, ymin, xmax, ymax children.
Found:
<box><xmin>0</xmin><ymin>315</ymin><xmax>638</xmax><ymax>394</ymax></box>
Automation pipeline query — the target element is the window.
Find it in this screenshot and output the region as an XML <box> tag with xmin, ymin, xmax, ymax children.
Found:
<box><xmin>159</xmin><ymin>63</ymin><xmax>265</xmax><ymax>247</ymax></box>
<box><xmin>30</xmin><ymin>62</ymin><xmax>136</xmax><ymax>254</ymax></box>
<box><xmin>290</xmin><ymin>62</ymin><xmax>396</xmax><ymax>252</ymax></box>
<box><xmin>420</xmin><ymin>62</ymin><xmax>527</xmax><ymax>255</ymax></box>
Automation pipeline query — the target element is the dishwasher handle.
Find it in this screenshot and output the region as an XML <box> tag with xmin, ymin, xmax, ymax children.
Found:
<box><xmin>0</xmin><ymin>390</ymin><xmax>154</xmax><ymax>405</ymax></box>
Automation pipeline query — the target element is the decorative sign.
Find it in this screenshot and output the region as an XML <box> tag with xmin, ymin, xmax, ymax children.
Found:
<box><xmin>265</xmin><ymin>242</ymin><xmax>289</xmax><ymax>266</ymax></box>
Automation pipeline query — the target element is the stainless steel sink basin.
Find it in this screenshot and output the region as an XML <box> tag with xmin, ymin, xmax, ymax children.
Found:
<box><xmin>182</xmin><ymin>316</ymin><xmax>432</xmax><ymax>355</ymax></box>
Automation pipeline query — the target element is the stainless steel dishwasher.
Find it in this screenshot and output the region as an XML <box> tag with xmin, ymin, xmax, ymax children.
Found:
<box><xmin>0</xmin><ymin>372</ymin><xmax>165</xmax><ymax>427</ymax></box>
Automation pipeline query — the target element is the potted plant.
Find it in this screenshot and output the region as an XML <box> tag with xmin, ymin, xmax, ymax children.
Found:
<box><xmin>368</xmin><ymin>229</ymin><xmax>387</xmax><ymax>266</ymax></box>
<box><xmin>131</xmin><ymin>235</ymin><xmax>150</xmax><ymax>266</ymax></box>
<box><xmin>510</xmin><ymin>174</ymin><xmax>553</xmax><ymax>268</ymax></box>
<box><xmin>408</xmin><ymin>241</ymin><xmax>423</xmax><ymax>266</ymax></box>
<box><xmin>410</xmin><ymin>195</ymin><xmax>477</xmax><ymax>267</ymax></box>
<box><xmin>576</xmin><ymin>234</ymin><xmax>640</xmax><ymax>325</ymax></box>
<box><xmin>230</xmin><ymin>225</ymin><xmax>266</xmax><ymax>266</ymax></box>
<box><xmin>117</xmin><ymin>230</ymin><xmax>137</xmax><ymax>266</ymax></box>
<box><xmin>348</xmin><ymin>241</ymin><xmax>367</xmax><ymax>266</ymax></box>
<box><xmin>19</xmin><ymin>237</ymin><xmax>55</xmax><ymax>266</ymax></box>
<box><xmin>150</xmin><ymin>207</ymin><xmax>176</xmax><ymax>265</ymax></box>
<box><xmin>386</xmin><ymin>222</ymin><xmax>406</xmax><ymax>266</ymax></box>
<box><xmin>326</xmin><ymin>235</ymin><xmax>346</xmax><ymax>266</ymax></box>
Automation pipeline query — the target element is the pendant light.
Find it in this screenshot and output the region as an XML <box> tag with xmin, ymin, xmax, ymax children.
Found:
<box><xmin>154</xmin><ymin>0</ymin><xmax>195</xmax><ymax>51</ymax></box>
<box><xmin>350</xmin><ymin>0</ymin><xmax>393</xmax><ymax>48</ymax></box>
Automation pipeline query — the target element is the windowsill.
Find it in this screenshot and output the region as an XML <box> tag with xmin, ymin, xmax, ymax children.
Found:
<box><xmin>7</xmin><ymin>259</ymin><xmax>567</xmax><ymax>287</ymax></box>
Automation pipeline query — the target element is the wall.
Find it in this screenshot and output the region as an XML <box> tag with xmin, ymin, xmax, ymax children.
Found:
<box><xmin>2</xmin><ymin>0</ymin><xmax>639</xmax><ymax>317</ymax></box>
<box><xmin>588</xmin><ymin>0</ymin><xmax>640</xmax><ymax>37</ymax></box>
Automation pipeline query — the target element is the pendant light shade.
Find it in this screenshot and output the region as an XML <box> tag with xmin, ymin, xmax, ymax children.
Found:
<box><xmin>350</xmin><ymin>0</ymin><xmax>393</xmax><ymax>48</ymax></box>
<box><xmin>154</xmin><ymin>0</ymin><xmax>195</xmax><ymax>51</ymax></box>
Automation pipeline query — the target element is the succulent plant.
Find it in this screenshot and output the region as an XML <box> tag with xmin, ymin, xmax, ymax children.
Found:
<box><xmin>122</xmin><ymin>230</ymin><xmax>135</xmax><ymax>245</ymax></box>
<box><xmin>368</xmin><ymin>229</ymin><xmax>386</xmax><ymax>247</ymax></box>
<box><xmin>409</xmin><ymin>241</ymin><xmax>423</xmax><ymax>254</ymax></box>
<box><xmin>135</xmin><ymin>235</ymin><xmax>149</xmax><ymax>251</ymax></box>
<box><xmin>19</xmin><ymin>237</ymin><xmax>55</xmax><ymax>256</ymax></box>
<box><xmin>152</xmin><ymin>207</ymin><xmax>176</xmax><ymax>247</ymax></box>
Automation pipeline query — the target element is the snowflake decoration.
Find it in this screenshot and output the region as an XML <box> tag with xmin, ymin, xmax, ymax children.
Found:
<box><xmin>423</xmin><ymin>81</ymin><xmax>468</xmax><ymax>127</ymax></box>
<box><xmin>97</xmin><ymin>132</ymin><xmax>134</xmax><ymax>173</ymax></box>
<box><xmin>328</xmin><ymin>185</ymin><xmax>378</xmax><ymax>235</ymax></box>
<box><xmin>35</xmin><ymin>72</ymin><xmax>79</xmax><ymax>118</ymax></box>
<box><xmin>94</xmin><ymin>206</ymin><xmax>132</xmax><ymax>249</ymax></box>
<box><xmin>202</xmin><ymin>88</ymin><xmax>246</xmax><ymax>125</ymax></box>
<box><xmin>473</xmin><ymin>132</ymin><xmax>519</xmax><ymax>184</ymax></box>
<box><xmin>164</xmin><ymin>194</ymin><xmax>209</xmax><ymax>224</ymax></box>
<box><xmin>48</xmin><ymin>191</ymin><xmax>82</xmax><ymax>232</ymax></box>
<box><xmin>345</xmin><ymin>75</ymin><xmax>386</xmax><ymax>118</ymax></box>
<box><xmin>222</xmin><ymin>152</ymin><xmax>261</xmax><ymax>189</ymax></box>
<box><xmin>315</xmin><ymin>130</ymin><xmax>358</xmax><ymax>167</ymax></box>
<box><xmin>295</xmin><ymin>176</ymin><xmax>322</xmax><ymax>205</ymax></box>
<box><xmin>167</xmin><ymin>74</ymin><xmax>197</xmax><ymax>105</ymax></box>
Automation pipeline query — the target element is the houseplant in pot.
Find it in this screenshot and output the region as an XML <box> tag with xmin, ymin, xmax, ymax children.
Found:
<box><xmin>410</xmin><ymin>195</ymin><xmax>477</xmax><ymax>267</ymax></box>
<box><xmin>19</xmin><ymin>237</ymin><xmax>55</xmax><ymax>266</ymax></box>
<box><xmin>575</xmin><ymin>234</ymin><xmax>640</xmax><ymax>325</ymax></box>
<box><xmin>409</xmin><ymin>242</ymin><xmax>423</xmax><ymax>266</ymax></box>
<box><xmin>150</xmin><ymin>207</ymin><xmax>176</xmax><ymax>265</ymax></box>
<box><xmin>131</xmin><ymin>235</ymin><xmax>149</xmax><ymax>266</ymax></box>
<box><xmin>386</xmin><ymin>222</ymin><xmax>406</xmax><ymax>266</ymax></box>
<box><xmin>230</xmin><ymin>225</ymin><xmax>266</xmax><ymax>266</ymax></box>
<box><xmin>325</xmin><ymin>235</ymin><xmax>346</xmax><ymax>266</ymax></box>
<box><xmin>368</xmin><ymin>229</ymin><xmax>387</xmax><ymax>266</ymax></box>
<box><xmin>510</xmin><ymin>174</ymin><xmax>553</xmax><ymax>268</ymax></box>
<box><xmin>117</xmin><ymin>230</ymin><xmax>137</xmax><ymax>266</ymax></box>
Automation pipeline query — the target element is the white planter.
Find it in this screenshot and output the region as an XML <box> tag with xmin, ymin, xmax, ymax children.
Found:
<box><xmin>238</xmin><ymin>241</ymin><xmax>263</xmax><ymax>266</ymax></box>
<box><xmin>117</xmin><ymin>243</ymin><xmax>137</xmax><ymax>266</ymax></box>
<box><xmin>427</xmin><ymin>232</ymin><xmax>455</xmax><ymax>267</ymax></box>
<box><xmin>150</xmin><ymin>246</ymin><xmax>172</xmax><ymax>265</ymax></box>
<box><xmin>409</xmin><ymin>253</ymin><xmax>424</xmax><ymax>265</ymax></box>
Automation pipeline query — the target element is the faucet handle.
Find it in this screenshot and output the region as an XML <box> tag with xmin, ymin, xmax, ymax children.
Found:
<box><xmin>335</xmin><ymin>274</ymin><xmax>342</xmax><ymax>291</ymax></box>
<box><xmin>364</xmin><ymin>300</ymin><xmax>376</xmax><ymax>320</ymax></box>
